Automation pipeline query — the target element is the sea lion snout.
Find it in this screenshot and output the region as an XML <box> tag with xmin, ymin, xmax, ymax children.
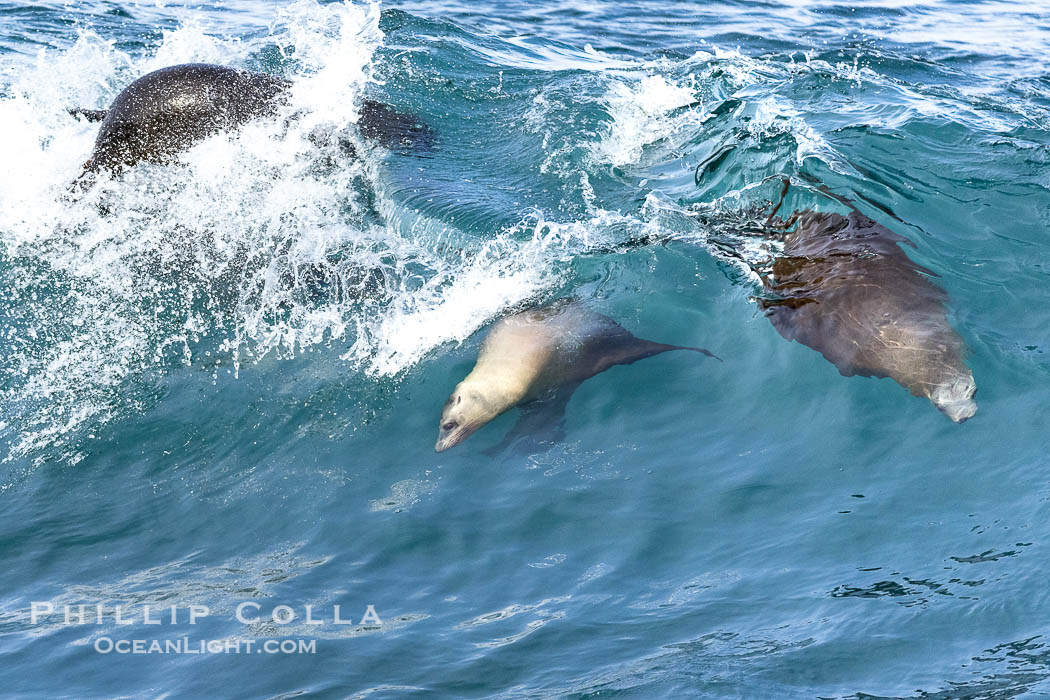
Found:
<box><xmin>434</xmin><ymin>422</ymin><xmax>469</xmax><ymax>453</ymax></box>
<box><xmin>434</xmin><ymin>387</ymin><xmax>487</xmax><ymax>452</ymax></box>
<box><xmin>929</xmin><ymin>375</ymin><xmax>978</xmax><ymax>423</ymax></box>
<box><xmin>434</xmin><ymin>415</ymin><xmax>480</xmax><ymax>452</ymax></box>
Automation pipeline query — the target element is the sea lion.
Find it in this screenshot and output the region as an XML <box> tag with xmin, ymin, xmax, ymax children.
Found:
<box><xmin>435</xmin><ymin>300</ymin><xmax>717</xmax><ymax>452</ymax></box>
<box><xmin>71</xmin><ymin>63</ymin><xmax>432</xmax><ymax>180</ymax></box>
<box><xmin>75</xmin><ymin>64</ymin><xmax>290</xmax><ymax>176</ymax></box>
<box><xmin>757</xmin><ymin>208</ymin><xmax>977</xmax><ymax>422</ymax></box>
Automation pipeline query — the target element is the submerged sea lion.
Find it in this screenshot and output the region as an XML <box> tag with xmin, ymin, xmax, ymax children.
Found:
<box><xmin>757</xmin><ymin>208</ymin><xmax>977</xmax><ymax>422</ymax></box>
<box><xmin>71</xmin><ymin>63</ymin><xmax>431</xmax><ymax>179</ymax></box>
<box><xmin>435</xmin><ymin>300</ymin><xmax>717</xmax><ymax>452</ymax></box>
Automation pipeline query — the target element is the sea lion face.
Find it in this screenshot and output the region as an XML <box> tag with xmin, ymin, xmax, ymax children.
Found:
<box><xmin>434</xmin><ymin>384</ymin><xmax>496</xmax><ymax>452</ymax></box>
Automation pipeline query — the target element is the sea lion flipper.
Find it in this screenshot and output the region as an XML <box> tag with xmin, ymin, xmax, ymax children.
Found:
<box><xmin>676</xmin><ymin>344</ymin><xmax>720</xmax><ymax>361</ymax></box>
<box><xmin>482</xmin><ymin>384</ymin><xmax>581</xmax><ymax>457</ymax></box>
<box><xmin>580</xmin><ymin>310</ymin><xmax>718</xmax><ymax>370</ymax></box>
<box><xmin>596</xmin><ymin>334</ymin><xmax>719</xmax><ymax>372</ymax></box>
<box><xmin>69</xmin><ymin>108</ymin><xmax>107</xmax><ymax>122</ymax></box>
<box><xmin>358</xmin><ymin>100</ymin><xmax>434</xmax><ymax>151</ymax></box>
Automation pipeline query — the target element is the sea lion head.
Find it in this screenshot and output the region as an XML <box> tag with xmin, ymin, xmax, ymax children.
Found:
<box><xmin>928</xmin><ymin>373</ymin><xmax>978</xmax><ymax>423</ymax></box>
<box><xmin>435</xmin><ymin>381</ymin><xmax>501</xmax><ymax>452</ymax></box>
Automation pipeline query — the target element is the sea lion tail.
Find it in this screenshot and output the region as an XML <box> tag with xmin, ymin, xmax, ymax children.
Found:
<box><xmin>612</xmin><ymin>338</ymin><xmax>720</xmax><ymax>367</ymax></box>
<box><xmin>68</xmin><ymin>108</ymin><xmax>107</xmax><ymax>122</ymax></box>
<box><xmin>670</xmin><ymin>344</ymin><xmax>721</xmax><ymax>362</ymax></box>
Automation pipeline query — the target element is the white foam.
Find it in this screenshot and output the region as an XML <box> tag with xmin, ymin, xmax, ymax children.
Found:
<box><xmin>144</xmin><ymin>21</ymin><xmax>253</xmax><ymax>71</ymax></box>
<box><xmin>584</xmin><ymin>46</ymin><xmax>858</xmax><ymax>178</ymax></box>
<box><xmin>469</xmin><ymin>37</ymin><xmax>639</xmax><ymax>73</ymax></box>
<box><xmin>748</xmin><ymin>96</ymin><xmax>836</xmax><ymax>167</ymax></box>
<box><xmin>592</xmin><ymin>74</ymin><xmax>702</xmax><ymax>167</ymax></box>
<box><xmin>348</xmin><ymin>209</ymin><xmax>640</xmax><ymax>377</ymax></box>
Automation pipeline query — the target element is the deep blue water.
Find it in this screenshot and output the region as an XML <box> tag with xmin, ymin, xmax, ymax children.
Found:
<box><xmin>1</xmin><ymin>0</ymin><xmax>1050</xmax><ymax>697</ymax></box>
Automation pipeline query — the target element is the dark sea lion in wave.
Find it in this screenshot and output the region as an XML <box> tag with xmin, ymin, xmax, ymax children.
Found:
<box><xmin>435</xmin><ymin>300</ymin><xmax>718</xmax><ymax>452</ymax></box>
<box><xmin>70</xmin><ymin>63</ymin><xmax>432</xmax><ymax>180</ymax></box>
<box><xmin>757</xmin><ymin>207</ymin><xmax>977</xmax><ymax>422</ymax></box>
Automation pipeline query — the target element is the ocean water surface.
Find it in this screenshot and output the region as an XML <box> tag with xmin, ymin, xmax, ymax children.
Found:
<box><xmin>1</xmin><ymin>0</ymin><xmax>1049</xmax><ymax>697</ymax></box>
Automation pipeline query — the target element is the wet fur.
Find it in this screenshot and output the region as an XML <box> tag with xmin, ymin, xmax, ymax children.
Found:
<box><xmin>435</xmin><ymin>300</ymin><xmax>716</xmax><ymax>452</ymax></box>
<box><xmin>71</xmin><ymin>63</ymin><xmax>433</xmax><ymax>182</ymax></box>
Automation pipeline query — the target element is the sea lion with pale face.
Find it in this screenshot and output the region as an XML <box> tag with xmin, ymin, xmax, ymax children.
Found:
<box><xmin>71</xmin><ymin>63</ymin><xmax>431</xmax><ymax>181</ymax></box>
<box><xmin>435</xmin><ymin>300</ymin><xmax>717</xmax><ymax>452</ymax></box>
<box><xmin>757</xmin><ymin>208</ymin><xmax>977</xmax><ymax>422</ymax></box>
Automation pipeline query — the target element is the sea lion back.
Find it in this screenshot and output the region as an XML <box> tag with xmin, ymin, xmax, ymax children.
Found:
<box><xmin>86</xmin><ymin>64</ymin><xmax>289</xmax><ymax>173</ymax></box>
<box><xmin>761</xmin><ymin>209</ymin><xmax>976</xmax><ymax>422</ymax></box>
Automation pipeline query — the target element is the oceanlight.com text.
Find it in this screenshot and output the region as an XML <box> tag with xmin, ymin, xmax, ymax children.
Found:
<box><xmin>94</xmin><ymin>637</ymin><xmax>317</xmax><ymax>655</ymax></box>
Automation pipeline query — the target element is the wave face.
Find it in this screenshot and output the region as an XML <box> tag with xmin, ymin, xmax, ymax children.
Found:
<box><xmin>2</xmin><ymin>1</ymin><xmax>1050</xmax><ymax>698</ymax></box>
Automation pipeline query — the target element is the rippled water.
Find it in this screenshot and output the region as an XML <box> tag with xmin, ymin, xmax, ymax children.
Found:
<box><xmin>1</xmin><ymin>0</ymin><xmax>1049</xmax><ymax>697</ymax></box>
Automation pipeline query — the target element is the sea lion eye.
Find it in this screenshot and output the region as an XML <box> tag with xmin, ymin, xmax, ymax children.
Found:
<box><xmin>442</xmin><ymin>421</ymin><xmax>458</xmax><ymax>431</ymax></box>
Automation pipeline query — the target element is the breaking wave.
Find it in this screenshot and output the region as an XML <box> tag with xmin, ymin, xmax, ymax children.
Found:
<box><xmin>0</xmin><ymin>0</ymin><xmax>951</xmax><ymax>469</ymax></box>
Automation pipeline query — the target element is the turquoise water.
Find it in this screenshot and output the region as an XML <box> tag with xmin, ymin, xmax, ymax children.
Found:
<box><xmin>1</xmin><ymin>0</ymin><xmax>1049</xmax><ymax>697</ymax></box>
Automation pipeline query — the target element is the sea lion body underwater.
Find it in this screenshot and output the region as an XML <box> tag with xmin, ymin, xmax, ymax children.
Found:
<box><xmin>435</xmin><ymin>300</ymin><xmax>717</xmax><ymax>452</ymax></box>
<box><xmin>758</xmin><ymin>208</ymin><xmax>977</xmax><ymax>422</ymax></box>
<box><xmin>72</xmin><ymin>63</ymin><xmax>432</xmax><ymax>178</ymax></box>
